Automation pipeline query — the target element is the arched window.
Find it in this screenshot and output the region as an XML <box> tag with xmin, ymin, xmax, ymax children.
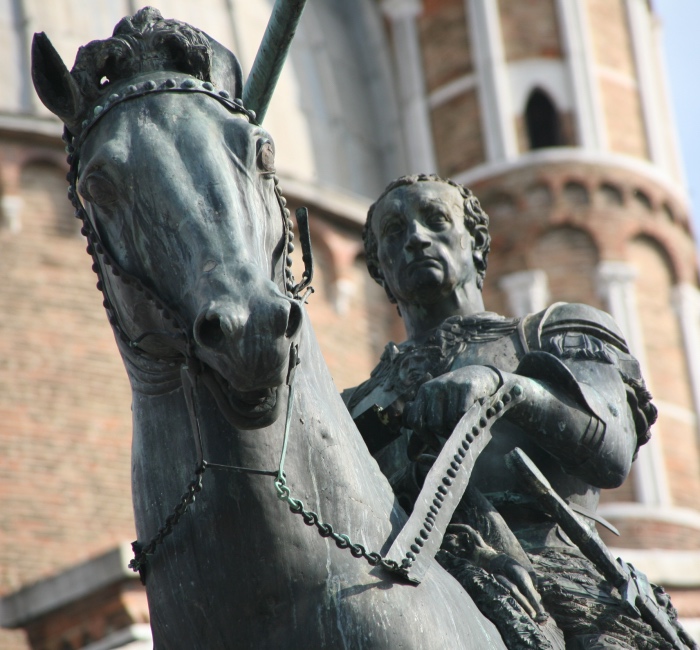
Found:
<box><xmin>525</xmin><ymin>88</ymin><xmax>562</xmax><ymax>149</ymax></box>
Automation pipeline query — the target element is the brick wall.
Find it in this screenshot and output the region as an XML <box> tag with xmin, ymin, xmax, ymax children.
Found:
<box><xmin>431</xmin><ymin>90</ymin><xmax>485</xmax><ymax>177</ymax></box>
<box><xmin>498</xmin><ymin>0</ymin><xmax>563</xmax><ymax>61</ymax></box>
<box><xmin>419</xmin><ymin>0</ymin><xmax>473</xmax><ymax>93</ymax></box>
<box><xmin>601</xmin><ymin>520</ymin><xmax>700</xmax><ymax>551</ymax></box>
<box><xmin>586</xmin><ymin>0</ymin><xmax>650</xmax><ymax>160</ymax></box>
<box><xmin>0</xmin><ymin>156</ymin><xmax>136</xmax><ymax>650</ymax></box>
<box><xmin>586</xmin><ymin>0</ymin><xmax>636</xmax><ymax>76</ymax></box>
<box><xmin>530</xmin><ymin>225</ymin><xmax>602</xmax><ymax>308</ymax></box>
<box><xmin>600</xmin><ymin>79</ymin><xmax>649</xmax><ymax>159</ymax></box>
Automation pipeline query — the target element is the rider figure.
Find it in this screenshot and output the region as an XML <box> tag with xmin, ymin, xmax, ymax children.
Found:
<box><xmin>344</xmin><ymin>174</ymin><xmax>677</xmax><ymax>649</ymax></box>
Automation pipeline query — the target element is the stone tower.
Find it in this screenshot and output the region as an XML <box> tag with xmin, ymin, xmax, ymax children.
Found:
<box><xmin>380</xmin><ymin>0</ymin><xmax>700</xmax><ymax>626</ymax></box>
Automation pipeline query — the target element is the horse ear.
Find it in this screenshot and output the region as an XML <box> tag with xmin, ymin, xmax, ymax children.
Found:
<box><xmin>31</xmin><ymin>32</ymin><xmax>84</xmax><ymax>126</ymax></box>
<box><xmin>207</xmin><ymin>37</ymin><xmax>243</xmax><ymax>101</ymax></box>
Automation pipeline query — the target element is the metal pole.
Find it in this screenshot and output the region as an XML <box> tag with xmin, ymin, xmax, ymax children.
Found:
<box><xmin>242</xmin><ymin>0</ymin><xmax>308</xmax><ymax>124</ymax></box>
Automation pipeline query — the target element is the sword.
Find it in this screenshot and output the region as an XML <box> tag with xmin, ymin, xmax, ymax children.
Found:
<box><xmin>242</xmin><ymin>0</ymin><xmax>308</xmax><ymax>123</ymax></box>
<box><xmin>507</xmin><ymin>447</ymin><xmax>696</xmax><ymax>650</ymax></box>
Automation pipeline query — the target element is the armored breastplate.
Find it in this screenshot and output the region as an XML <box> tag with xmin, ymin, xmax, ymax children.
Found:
<box><xmin>347</xmin><ymin>313</ymin><xmax>520</xmax><ymax>453</ymax></box>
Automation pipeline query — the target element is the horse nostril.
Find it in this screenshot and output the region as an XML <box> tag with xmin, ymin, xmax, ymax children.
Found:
<box><xmin>196</xmin><ymin>314</ymin><xmax>226</xmax><ymax>348</ymax></box>
<box><xmin>285</xmin><ymin>300</ymin><xmax>302</xmax><ymax>338</ymax></box>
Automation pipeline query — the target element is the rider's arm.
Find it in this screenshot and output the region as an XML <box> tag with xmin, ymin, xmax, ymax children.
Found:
<box><xmin>507</xmin><ymin>303</ymin><xmax>655</xmax><ymax>488</ymax></box>
<box><xmin>503</xmin><ymin>356</ymin><xmax>637</xmax><ymax>488</ymax></box>
<box><xmin>405</xmin><ymin>304</ymin><xmax>655</xmax><ymax>490</ymax></box>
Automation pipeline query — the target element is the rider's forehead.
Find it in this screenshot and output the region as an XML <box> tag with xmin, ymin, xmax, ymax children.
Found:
<box><xmin>374</xmin><ymin>182</ymin><xmax>462</xmax><ymax>221</ymax></box>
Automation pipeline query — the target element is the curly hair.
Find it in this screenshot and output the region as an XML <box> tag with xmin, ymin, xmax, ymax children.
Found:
<box><xmin>363</xmin><ymin>174</ymin><xmax>491</xmax><ymax>304</ymax></box>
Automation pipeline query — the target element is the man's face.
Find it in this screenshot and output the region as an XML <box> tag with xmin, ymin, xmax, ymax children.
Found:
<box><xmin>371</xmin><ymin>181</ymin><xmax>481</xmax><ymax>304</ymax></box>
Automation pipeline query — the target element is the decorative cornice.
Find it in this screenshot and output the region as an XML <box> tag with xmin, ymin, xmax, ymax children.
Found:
<box><xmin>609</xmin><ymin>548</ymin><xmax>700</xmax><ymax>587</ymax></box>
<box><xmin>277</xmin><ymin>174</ymin><xmax>370</xmax><ymax>226</ymax></box>
<box><xmin>452</xmin><ymin>147</ymin><xmax>690</xmax><ymax>211</ymax></box>
<box><xmin>0</xmin><ymin>111</ymin><xmax>63</xmax><ymax>140</ymax></box>
<box><xmin>81</xmin><ymin>624</ymin><xmax>152</xmax><ymax>650</ymax></box>
<box><xmin>0</xmin><ymin>543</ymin><xmax>137</xmax><ymax>627</ymax></box>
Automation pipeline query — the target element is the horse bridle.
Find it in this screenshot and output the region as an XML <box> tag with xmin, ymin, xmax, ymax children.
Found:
<box><xmin>64</xmin><ymin>73</ymin><xmax>313</xmax><ymax>363</ymax></box>
<box><xmin>63</xmin><ymin>74</ymin><xmax>322</xmax><ymax>580</ymax></box>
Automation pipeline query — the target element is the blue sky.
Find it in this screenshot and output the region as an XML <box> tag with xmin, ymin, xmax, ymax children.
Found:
<box><xmin>654</xmin><ymin>1</ymin><xmax>700</xmax><ymax>232</ymax></box>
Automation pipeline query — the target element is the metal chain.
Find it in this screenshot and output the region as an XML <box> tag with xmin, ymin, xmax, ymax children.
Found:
<box><xmin>129</xmin><ymin>467</ymin><xmax>205</xmax><ymax>581</ymax></box>
<box><xmin>273</xmin><ymin>475</ymin><xmax>407</xmax><ymax>575</ymax></box>
<box><xmin>128</xmin><ymin>333</ymin><xmax>408</xmax><ymax>583</ymax></box>
<box><xmin>272</xmin><ymin>343</ymin><xmax>409</xmax><ymax>576</ymax></box>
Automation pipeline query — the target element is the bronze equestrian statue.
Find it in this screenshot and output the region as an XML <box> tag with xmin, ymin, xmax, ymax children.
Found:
<box><xmin>29</xmin><ymin>4</ymin><xmax>695</xmax><ymax>649</ymax></box>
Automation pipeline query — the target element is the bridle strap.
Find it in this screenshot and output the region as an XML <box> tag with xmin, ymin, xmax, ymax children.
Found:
<box><xmin>71</xmin><ymin>76</ymin><xmax>257</xmax><ymax>150</ymax></box>
<box><xmin>179</xmin><ymin>353</ymin><xmax>300</xmax><ymax>479</ymax></box>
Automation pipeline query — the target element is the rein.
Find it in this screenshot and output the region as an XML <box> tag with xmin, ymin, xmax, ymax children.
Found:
<box><xmin>127</xmin><ymin>314</ymin><xmax>408</xmax><ymax>583</ymax></box>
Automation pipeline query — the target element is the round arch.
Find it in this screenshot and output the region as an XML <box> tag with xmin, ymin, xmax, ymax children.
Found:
<box><xmin>530</xmin><ymin>224</ymin><xmax>602</xmax><ymax>308</ymax></box>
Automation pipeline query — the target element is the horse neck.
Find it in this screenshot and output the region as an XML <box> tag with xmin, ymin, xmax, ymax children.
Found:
<box><xmin>283</xmin><ymin>321</ymin><xmax>399</xmax><ymax>514</ymax></box>
<box><xmin>128</xmin><ymin>317</ymin><xmax>401</xmax><ymax>551</ymax></box>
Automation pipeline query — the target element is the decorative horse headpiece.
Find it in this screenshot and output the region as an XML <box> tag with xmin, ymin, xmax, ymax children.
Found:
<box><xmin>33</xmin><ymin>7</ymin><xmax>247</xmax><ymax>140</ymax></box>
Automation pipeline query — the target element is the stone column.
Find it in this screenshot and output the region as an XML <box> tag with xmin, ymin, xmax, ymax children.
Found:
<box><xmin>0</xmin><ymin>195</ymin><xmax>23</xmax><ymax>233</ymax></box>
<box><xmin>466</xmin><ymin>0</ymin><xmax>517</xmax><ymax>162</ymax></box>
<box><xmin>555</xmin><ymin>0</ymin><xmax>606</xmax><ymax>150</ymax></box>
<box><xmin>596</xmin><ymin>261</ymin><xmax>671</xmax><ymax>507</ymax></box>
<box><xmin>596</xmin><ymin>262</ymin><xmax>643</xmax><ymax>348</ymax></box>
<box><xmin>499</xmin><ymin>270</ymin><xmax>550</xmax><ymax>317</ymax></box>
<box><xmin>625</xmin><ymin>0</ymin><xmax>666</xmax><ymax>168</ymax></box>
<box><xmin>380</xmin><ymin>0</ymin><xmax>437</xmax><ymax>172</ymax></box>
<box><xmin>673</xmin><ymin>283</ymin><xmax>700</xmax><ymax>440</ymax></box>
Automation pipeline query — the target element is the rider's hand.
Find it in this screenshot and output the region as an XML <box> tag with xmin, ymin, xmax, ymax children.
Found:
<box><xmin>443</xmin><ymin>524</ymin><xmax>548</xmax><ymax>623</ymax></box>
<box><xmin>403</xmin><ymin>365</ymin><xmax>501</xmax><ymax>446</ymax></box>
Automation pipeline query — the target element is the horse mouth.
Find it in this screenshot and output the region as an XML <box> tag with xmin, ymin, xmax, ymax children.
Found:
<box><xmin>200</xmin><ymin>364</ymin><xmax>282</xmax><ymax>429</ymax></box>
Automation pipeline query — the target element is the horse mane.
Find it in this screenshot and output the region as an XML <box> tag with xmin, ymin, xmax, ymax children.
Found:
<box><xmin>69</xmin><ymin>6</ymin><xmax>242</xmax><ymax>107</ymax></box>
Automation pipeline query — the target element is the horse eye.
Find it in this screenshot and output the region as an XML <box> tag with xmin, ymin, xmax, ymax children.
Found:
<box><xmin>256</xmin><ymin>140</ymin><xmax>276</xmax><ymax>175</ymax></box>
<box><xmin>79</xmin><ymin>173</ymin><xmax>119</xmax><ymax>206</ymax></box>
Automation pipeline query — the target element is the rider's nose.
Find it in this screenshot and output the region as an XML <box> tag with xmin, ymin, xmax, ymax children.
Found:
<box><xmin>405</xmin><ymin>224</ymin><xmax>431</xmax><ymax>252</ymax></box>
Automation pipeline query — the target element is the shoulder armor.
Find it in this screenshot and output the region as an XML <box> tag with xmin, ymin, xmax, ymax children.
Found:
<box><xmin>521</xmin><ymin>302</ymin><xmax>629</xmax><ymax>354</ymax></box>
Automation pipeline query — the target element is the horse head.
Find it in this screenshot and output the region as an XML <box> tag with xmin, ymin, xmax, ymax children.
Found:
<box><xmin>31</xmin><ymin>7</ymin><xmax>303</xmax><ymax>429</ymax></box>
